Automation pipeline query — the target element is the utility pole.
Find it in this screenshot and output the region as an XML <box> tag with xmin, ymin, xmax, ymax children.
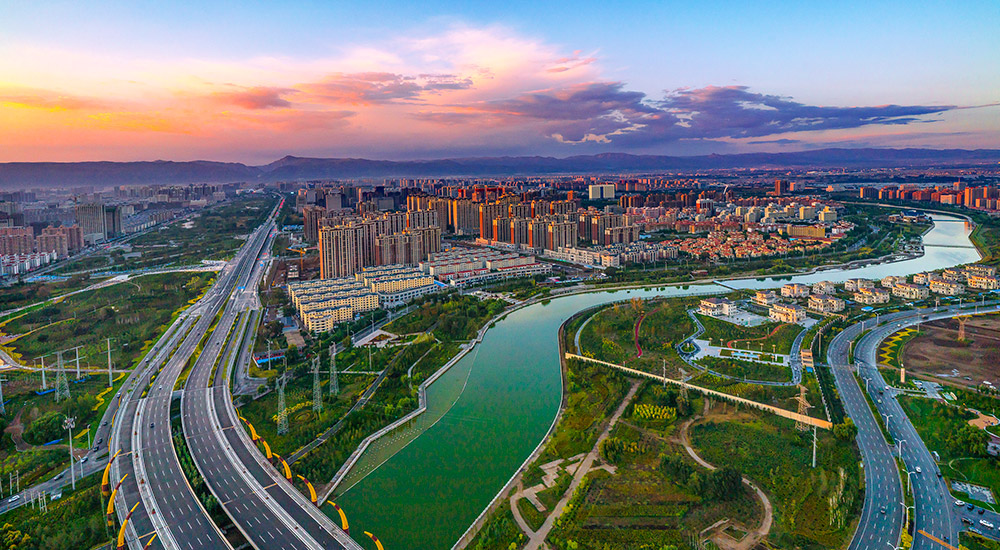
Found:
<box><xmin>75</xmin><ymin>346</ymin><xmax>81</xmax><ymax>379</ymax></box>
<box><xmin>106</xmin><ymin>338</ymin><xmax>113</xmax><ymax>387</ymax></box>
<box><xmin>812</xmin><ymin>426</ymin><xmax>817</xmax><ymax>469</ymax></box>
<box><xmin>329</xmin><ymin>345</ymin><xmax>339</xmax><ymax>398</ymax></box>
<box><xmin>40</xmin><ymin>356</ymin><xmax>47</xmax><ymax>390</ymax></box>
<box><xmin>276</xmin><ymin>375</ymin><xmax>288</xmax><ymax>435</ymax></box>
<box><xmin>312</xmin><ymin>355</ymin><xmax>322</xmax><ymax>413</ymax></box>
<box><xmin>662</xmin><ymin>359</ymin><xmax>666</xmax><ymax>389</ymax></box>
<box><xmin>64</xmin><ymin>416</ymin><xmax>76</xmax><ymax>490</ymax></box>
<box><xmin>0</xmin><ymin>375</ymin><xmax>6</xmax><ymax>416</ymax></box>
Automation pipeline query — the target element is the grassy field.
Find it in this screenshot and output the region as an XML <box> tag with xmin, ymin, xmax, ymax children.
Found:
<box><xmin>898</xmin><ymin>395</ymin><xmax>1000</xmax><ymax>508</ymax></box>
<box><xmin>685</xmin><ymin>371</ymin><xmax>826</xmax><ymax>420</ymax></box>
<box><xmin>690</xmin><ymin>412</ymin><xmax>862</xmax><ymax>549</ymax></box>
<box><xmin>577</xmin><ymin>297</ymin><xmax>698</xmax><ymax>378</ymax></box>
<box><xmin>697</xmin><ymin>314</ymin><xmax>801</xmax><ymax>354</ymax></box>
<box><xmin>384</xmin><ymin>293</ymin><xmax>507</xmax><ymax>341</ymax></box>
<box><xmin>0</xmin><ymin>274</ymin><xmax>99</xmax><ymax>313</ymax></box>
<box><xmin>0</xmin><ymin>472</ymin><xmax>109</xmax><ymax>550</ymax></box>
<box><xmin>54</xmin><ymin>196</ymin><xmax>275</xmax><ymax>275</ymax></box>
<box><xmin>242</xmin><ymin>295</ymin><xmax>501</xmax><ymax>487</ymax></box>
<box><xmin>698</xmin><ymin>355</ymin><xmax>791</xmax><ymax>382</ymax></box>
<box><xmin>0</xmin><ymin>271</ymin><xmax>214</xmax><ymax>480</ymax></box>
<box><xmin>964</xmin><ymin>532</ymin><xmax>1000</xmax><ymax>550</ymax></box>
<box><xmin>3</xmin><ymin>272</ymin><xmax>214</xmax><ymax>370</ymax></box>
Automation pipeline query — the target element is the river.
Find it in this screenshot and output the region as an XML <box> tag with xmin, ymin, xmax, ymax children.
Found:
<box><xmin>334</xmin><ymin>212</ymin><xmax>980</xmax><ymax>549</ymax></box>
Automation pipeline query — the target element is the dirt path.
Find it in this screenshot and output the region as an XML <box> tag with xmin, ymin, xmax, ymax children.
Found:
<box><xmin>676</xmin><ymin>403</ymin><xmax>774</xmax><ymax>550</ymax></box>
<box><xmin>522</xmin><ymin>381</ymin><xmax>641</xmax><ymax>550</ymax></box>
<box><xmin>4</xmin><ymin>408</ymin><xmax>31</xmax><ymax>451</ymax></box>
<box><xmin>3</xmin><ymin>407</ymin><xmax>73</xmax><ymax>453</ymax></box>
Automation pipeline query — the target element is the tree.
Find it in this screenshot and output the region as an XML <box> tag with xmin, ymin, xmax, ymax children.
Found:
<box><xmin>705</xmin><ymin>467</ymin><xmax>743</xmax><ymax>501</ymax></box>
<box><xmin>947</xmin><ymin>424</ymin><xmax>989</xmax><ymax>457</ymax></box>
<box><xmin>833</xmin><ymin>418</ymin><xmax>858</xmax><ymax>441</ymax></box>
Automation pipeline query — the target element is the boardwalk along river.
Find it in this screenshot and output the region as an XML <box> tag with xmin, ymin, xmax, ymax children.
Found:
<box><xmin>334</xmin><ymin>213</ymin><xmax>980</xmax><ymax>549</ymax></box>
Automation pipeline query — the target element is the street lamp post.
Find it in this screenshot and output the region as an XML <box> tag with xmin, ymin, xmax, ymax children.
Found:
<box><xmin>897</xmin><ymin>439</ymin><xmax>907</xmax><ymax>458</ymax></box>
<box><xmin>63</xmin><ymin>416</ymin><xmax>77</xmax><ymax>490</ymax></box>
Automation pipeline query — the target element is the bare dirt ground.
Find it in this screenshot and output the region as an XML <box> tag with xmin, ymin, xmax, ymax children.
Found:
<box><xmin>902</xmin><ymin>314</ymin><xmax>1000</xmax><ymax>387</ymax></box>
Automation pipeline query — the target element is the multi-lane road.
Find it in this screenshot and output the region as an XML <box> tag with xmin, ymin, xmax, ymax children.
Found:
<box><xmin>104</xmin><ymin>197</ymin><xmax>357</xmax><ymax>549</ymax></box>
<box><xmin>829</xmin><ymin>300</ymin><xmax>1000</xmax><ymax>550</ymax></box>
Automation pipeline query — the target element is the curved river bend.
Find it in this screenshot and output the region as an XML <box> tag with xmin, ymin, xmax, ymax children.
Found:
<box><xmin>336</xmin><ymin>213</ymin><xmax>980</xmax><ymax>549</ymax></box>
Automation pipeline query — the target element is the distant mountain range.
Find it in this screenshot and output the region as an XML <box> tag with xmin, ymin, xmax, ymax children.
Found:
<box><xmin>2</xmin><ymin>148</ymin><xmax>999</xmax><ymax>189</ymax></box>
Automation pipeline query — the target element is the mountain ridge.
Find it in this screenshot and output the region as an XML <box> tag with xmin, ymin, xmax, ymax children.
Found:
<box><xmin>2</xmin><ymin>148</ymin><xmax>999</xmax><ymax>189</ymax></box>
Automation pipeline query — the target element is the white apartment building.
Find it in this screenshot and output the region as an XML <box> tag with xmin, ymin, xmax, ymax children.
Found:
<box><xmin>770</xmin><ymin>303</ymin><xmax>807</xmax><ymax>324</ymax></box>
<box><xmin>930</xmin><ymin>279</ymin><xmax>965</xmax><ymax>295</ymax></box>
<box><xmin>699</xmin><ymin>298</ymin><xmax>738</xmax><ymax>317</ymax></box>
<box><xmin>808</xmin><ymin>294</ymin><xmax>845</xmax><ymax>313</ymax></box>
<box><xmin>892</xmin><ymin>283</ymin><xmax>929</xmax><ymax>300</ymax></box>
<box><xmin>781</xmin><ymin>283</ymin><xmax>811</xmax><ymax>298</ymax></box>
<box><xmin>854</xmin><ymin>287</ymin><xmax>890</xmax><ymax>304</ymax></box>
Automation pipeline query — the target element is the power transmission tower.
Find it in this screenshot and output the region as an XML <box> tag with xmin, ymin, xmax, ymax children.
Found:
<box><xmin>312</xmin><ymin>356</ymin><xmax>322</xmax><ymax>413</ymax></box>
<box><xmin>39</xmin><ymin>356</ymin><xmax>47</xmax><ymax>390</ymax></box>
<box><xmin>0</xmin><ymin>375</ymin><xmax>7</xmax><ymax>416</ymax></box>
<box><xmin>328</xmin><ymin>345</ymin><xmax>339</xmax><ymax>398</ymax></box>
<box><xmin>276</xmin><ymin>376</ymin><xmax>288</xmax><ymax>435</ymax></box>
<box><xmin>794</xmin><ymin>384</ymin><xmax>812</xmax><ymax>432</ymax></box>
<box><xmin>55</xmin><ymin>353</ymin><xmax>71</xmax><ymax>402</ymax></box>
<box><xmin>958</xmin><ymin>315</ymin><xmax>970</xmax><ymax>342</ymax></box>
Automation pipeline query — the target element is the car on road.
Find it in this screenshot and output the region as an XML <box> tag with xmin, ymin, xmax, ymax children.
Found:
<box><xmin>963</xmin><ymin>517</ymin><xmax>973</xmax><ymax>525</ymax></box>
<box><xmin>980</xmin><ymin>508</ymin><xmax>986</xmax><ymax>515</ymax></box>
<box><xmin>915</xmin><ymin>466</ymin><xmax>922</xmax><ymax>473</ymax></box>
<box><xmin>149</xmin><ymin>423</ymin><xmax>154</xmax><ymax>429</ymax></box>
<box><xmin>981</xmin><ymin>519</ymin><xmax>994</xmax><ymax>529</ymax></box>
<box><xmin>956</xmin><ymin>500</ymin><xmax>966</xmax><ymax>506</ymax></box>
<box><xmin>880</xmin><ymin>506</ymin><xmax>886</xmax><ymax>514</ymax></box>
<box><xmin>81</xmin><ymin>456</ymin><xmax>88</xmax><ymax>464</ymax></box>
<box><xmin>968</xmin><ymin>503</ymin><xmax>976</xmax><ymax>510</ymax></box>
<box><xmin>8</xmin><ymin>495</ymin><xmax>19</xmax><ymax>503</ymax></box>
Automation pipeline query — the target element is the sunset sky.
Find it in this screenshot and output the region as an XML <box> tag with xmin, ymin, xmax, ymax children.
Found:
<box><xmin>1</xmin><ymin>0</ymin><xmax>998</xmax><ymax>163</ymax></box>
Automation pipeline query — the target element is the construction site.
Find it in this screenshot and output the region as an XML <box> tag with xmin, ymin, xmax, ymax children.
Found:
<box><xmin>901</xmin><ymin>313</ymin><xmax>1000</xmax><ymax>388</ymax></box>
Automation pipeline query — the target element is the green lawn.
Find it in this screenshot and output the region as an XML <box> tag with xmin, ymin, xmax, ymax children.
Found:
<box><xmin>578</xmin><ymin>297</ymin><xmax>697</xmax><ymax>378</ymax></box>
<box><xmin>899</xmin><ymin>395</ymin><xmax>1000</xmax><ymax>509</ymax></box>
<box><xmin>698</xmin><ymin>314</ymin><xmax>801</xmax><ymax>354</ymax></box>
<box><xmin>698</xmin><ymin>355</ymin><xmax>791</xmax><ymax>383</ymax></box>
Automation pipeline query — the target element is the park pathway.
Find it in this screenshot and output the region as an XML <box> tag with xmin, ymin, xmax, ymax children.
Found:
<box><xmin>522</xmin><ymin>380</ymin><xmax>640</xmax><ymax>550</ymax></box>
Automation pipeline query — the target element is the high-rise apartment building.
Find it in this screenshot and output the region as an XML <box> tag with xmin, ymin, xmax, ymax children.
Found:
<box><xmin>449</xmin><ymin>198</ymin><xmax>478</xmax><ymax>235</ymax></box>
<box><xmin>75</xmin><ymin>203</ymin><xmax>107</xmax><ymax>242</ymax></box>
<box><xmin>478</xmin><ymin>202</ymin><xmax>507</xmax><ymax>240</ymax></box>
<box><xmin>0</xmin><ymin>227</ymin><xmax>34</xmax><ymax>256</ymax></box>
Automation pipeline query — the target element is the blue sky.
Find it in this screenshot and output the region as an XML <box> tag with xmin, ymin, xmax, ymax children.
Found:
<box><xmin>1</xmin><ymin>0</ymin><xmax>997</xmax><ymax>161</ymax></box>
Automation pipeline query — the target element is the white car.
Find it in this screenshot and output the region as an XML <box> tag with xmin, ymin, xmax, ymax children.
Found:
<box><xmin>915</xmin><ymin>466</ymin><xmax>922</xmax><ymax>473</ymax></box>
<box><xmin>7</xmin><ymin>495</ymin><xmax>19</xmax><ymax>503</ymax></box>
<box><xmin>956</xmin><ymin>499</ymin><xmax>966</xmax><ymax>506</ymax></box>
<box><xmin>981</xmin><ymin>520</ymin><xmax>994</xmax><ymax>529</ymax></box>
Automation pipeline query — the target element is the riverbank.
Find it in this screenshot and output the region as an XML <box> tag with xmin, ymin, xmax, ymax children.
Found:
<box><xmin>332</xmin><ymin>211</ymin><xmax>979</xmax><ymax>549</ymax></box>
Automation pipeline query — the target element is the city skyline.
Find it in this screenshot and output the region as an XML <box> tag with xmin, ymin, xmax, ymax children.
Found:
<box><xmin>1</xmin><ymin>0</ymin><xmax>998</xmax><ymax>163</ymax></box>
